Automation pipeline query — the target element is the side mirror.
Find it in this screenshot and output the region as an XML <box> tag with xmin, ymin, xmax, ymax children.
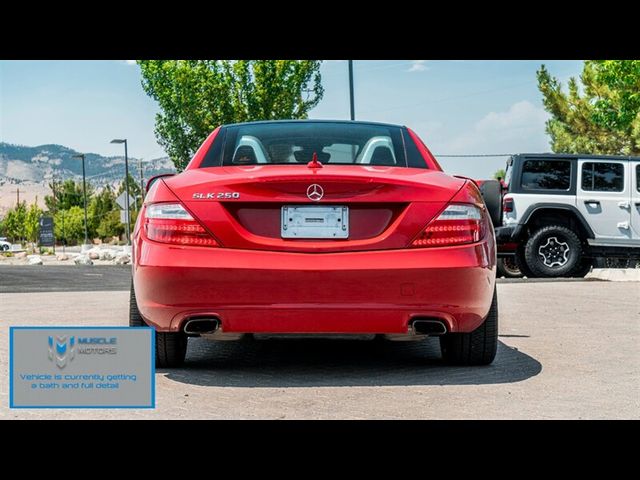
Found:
<box><xmin>145</xmin><ymin>173</ymin><xmax>176</xmax><ymax>194</ymax></box>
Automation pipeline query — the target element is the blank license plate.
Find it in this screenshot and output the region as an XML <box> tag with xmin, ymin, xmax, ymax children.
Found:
<box><xmin>281</xmin><ymin>205</ymin><xmax>349</xmax><ymax>239</ymax></box>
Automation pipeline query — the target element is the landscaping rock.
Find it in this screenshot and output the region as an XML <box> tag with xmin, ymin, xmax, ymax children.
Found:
<box><xmin>15</xmin><ymin>252</ymin><xmax>27</xmax><ymax>259</ymax></box>
<box><xmin>74</xmin><ymin>255</ymin><xmax>93</xmax><ymax>266</ymax></box>
<box><xmin>88</xmin><ymin>251</ymin><xmax>100</xmax><ymax>260</ymax></box>
<box><xmin>99</xmin><ymin>249</ymin><xmax>117</xmax><ymax>261</ymax></box>
<box><xmin>56</xmin><ymin>254</ymin><xmax>69</xmax><ymax>261</ymax></box>
<box><xmin>27</xmin><ymin>255</ymin><xmax>43</xmax><ymax>265</ymax></box>
<box><xmin>114</xmin><ymin>252</ymin><xmax>131</xmax><ymax>265</ymax></box>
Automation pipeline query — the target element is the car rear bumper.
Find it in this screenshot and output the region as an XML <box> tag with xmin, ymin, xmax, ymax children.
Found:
<box><xmin>133</xmin><ymin>239</ymin><xmax>496</xmax><ymax>334</ymax></box>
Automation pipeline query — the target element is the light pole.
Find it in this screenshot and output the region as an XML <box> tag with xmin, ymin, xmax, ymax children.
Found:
<box><xmin>72</xmin><ymin>153</ymin><xmax>89</xmax><ymax>246</ymax></box>
<box><xmin>348</xmin><ymin>60</ymin><xmax>355</xmax><ymax>120</ymax></box>
<box><xmin>110</xmin><ymin>139</ymin><xmax>131</xmax><ymax>245</ymax></box>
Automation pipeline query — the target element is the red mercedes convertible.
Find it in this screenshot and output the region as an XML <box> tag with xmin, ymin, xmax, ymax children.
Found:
<box><xmin>130</xmin><ymin>120</ymin><xmax>497</xmax><ymax>367</ymax></box>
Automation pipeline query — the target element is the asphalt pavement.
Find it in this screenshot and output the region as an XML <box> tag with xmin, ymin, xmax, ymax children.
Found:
<box><xmin>0</xmin><ymin>265</ymin><xmax>594</xmax><ymax>293</ymax></box>
<box><xmin>1</xmin><ymin>281</ymin><xmax>638</xmax><ymax>419</ymax></box>
<box><xmin>0</xmin><ymin>266</ymin><xmax>132</xmax><ymax>292</ymax></box>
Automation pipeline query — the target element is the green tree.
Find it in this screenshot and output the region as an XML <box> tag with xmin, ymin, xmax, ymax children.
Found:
<box><xmin>117</xmin><ymin>174</ymin><xmax>142</xmax><ymax>204</ymax></box>
<box><xmin>537</xmin><ymin>60</ymin><xmax>640</xmax><ymax>155</ymax></box>
<box><xmin>88</xmin><ymin>185</ymin><xmax>117</xmax><ymax>238</ymax></box>
<box><xmin>138</xmin><ymin>60</ymin><xmax>324</xmax><ymax>170</ymax></box>
<box><xmin>3</xmin><ymin>202</ymin><xmax>27</xmax><ymax>241</ymax></box>
<box><xmin>45</xmin><ymin>179</ymin><xmax>94</xmax><ymax>212</ymax></box>
<box><xmin>54</xmin><ymin>207</ymin><xmax>85</xmax><ymax>244</ymax></box>
<box><xmin>96</xmin><ymin>210</ymin><xmax>124</xmax><ymax>240</ymax></box>
<box><xmin>24</xmin><ymin>203</ymin><xmax>44</xmax><ymax>243</ymax></box>
<box><xmin>493</xmin><ymin>169</ymin><xmax>506</xmax><ymax>180</ymax></box>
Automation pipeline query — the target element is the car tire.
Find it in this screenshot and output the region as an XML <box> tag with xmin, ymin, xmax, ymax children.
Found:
<box><xmin>156</xmin><ymin>330</ymin><xmax>188</xmax><ymax>368</ymax></box>
<box><xmin>440</xmin><ymin>287</ymin><xmax>498</xmax><ymax>365</ymax></box>
<box><xmin>130</xmin><ymin>281</ymin><xmax>187</xmax><ymax>367</ymax></box>
<box><xmin>129</xmin><ymin>281</ymin><xmax>145</xmax><ymax>327</ymax></box>
<box><xmin>496</xmin><ymin>257</ymin><xmax>522</xmax><ymax>278</ymax></box>
<box><xmin>0</xmin><ymin>244</ymin><xmax>8</xmax><ymax>252</ymax></box>
<box><xmin>569</xmin><ymin>258</ymin><xmax>593</xmax><ymax>278</ymax></box>
<box><xmin>524</xmin><ymin>225</ymin><xmax>582</xmax><ymax>278</ymax></box>
<box><xmin>478</xmin><ymin>180</ymin><xmax>502</xmax><ymax>227</ymax></box>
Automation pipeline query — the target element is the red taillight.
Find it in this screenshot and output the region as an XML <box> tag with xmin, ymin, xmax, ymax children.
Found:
<box><xmin>411</xmin><ymin>204</ymin><xmax>485</xmax><ymax>247</ymax></box>
<box><xmin>144</xmin><ymin>203</ymin><xmax>218</xmax><ymax>247</ymax></box>
<box><xmin>503</xmin><ymin>197</ymin><xmax>514</xmax><ymax>213</ymax></box>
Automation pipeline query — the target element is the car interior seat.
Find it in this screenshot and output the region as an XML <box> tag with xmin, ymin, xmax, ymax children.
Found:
<box><xmin>370</xmin><ymin>146</ymin><xmax>396</xmax><ymax>166</ymax></box>
<box><xmin>233</xmin><ymin>145</ymin><xmax>258</xmax><ymax>165</ymax></box>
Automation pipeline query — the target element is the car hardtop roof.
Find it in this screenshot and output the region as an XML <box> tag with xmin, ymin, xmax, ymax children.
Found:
<box><xmin>221</xmin><ymin>119</ymin><xmax>406</xmax><ymax>129</ymax></box>
<box><xmin>512</xmin><ymin>152</ymin><xmax>640</xmax><ymax>161</ymax></box>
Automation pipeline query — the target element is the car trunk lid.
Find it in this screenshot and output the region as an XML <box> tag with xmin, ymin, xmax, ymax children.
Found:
<box><xmin>162</xmin><ymin>165</ymin><xmax>465</xmax><ymax>252</ymax></box>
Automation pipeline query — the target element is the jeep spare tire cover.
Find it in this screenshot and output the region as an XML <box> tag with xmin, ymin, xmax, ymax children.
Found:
<box><xmin>478</xmin><ymin>179</ymin><xmax>502</xmax><ymax>227</ymax></box>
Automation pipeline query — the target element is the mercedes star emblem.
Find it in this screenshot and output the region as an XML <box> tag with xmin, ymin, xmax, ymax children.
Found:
<box><xmin>306</xmin><ymin>184</ymin><xmax>324</xmax><ymax>201</ymax></box>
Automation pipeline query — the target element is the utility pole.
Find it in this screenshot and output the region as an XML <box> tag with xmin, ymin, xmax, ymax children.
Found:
<box><xmin>110</xmin><ymin>139</ymin><xmax>131</xmax><ymax>245</ymax></box>
<box><xmin>11</xmin><ymin>187</ymin><xmax>20</xmax><ymax>205</ymax></box>
<box><xmin>348</xmin><ymin>60</ymin><xmax>355</xmax><ymax>121</ymax></box>
<box><xmin>72</xmin><ymin>154</ymin><xmax>89</xmax><ymax>245</ymax></box>
<box><xmin>51</xmin><ymin>175</ymin><xmax>57</xmax><ymax>254</ymax></box>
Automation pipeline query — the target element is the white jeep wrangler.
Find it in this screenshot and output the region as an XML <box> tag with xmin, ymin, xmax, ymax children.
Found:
<box><xmin>495</xmin><ymin>153</ymin><xmax>640</xmax><ymax>277</ymax></box>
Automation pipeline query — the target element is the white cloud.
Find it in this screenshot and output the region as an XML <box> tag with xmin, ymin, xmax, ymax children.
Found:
<box><xmin>124</xmin><ymin>60</ymin><xmax>137</xmax><ymax>65</ymax></box>
<box><xmin>435</xmin><ymin>101</ymin><xmax>551</xmax><ymax>178</ymax></box>
<box><xmin>407</xmin><ymin>60</ymin><xmax>429</xmax><ymax>72</ymax></box>
<box><xmin>444</xmin><ymin>100</ymin><xmax>549</xmax><ymax>154</ymax></box>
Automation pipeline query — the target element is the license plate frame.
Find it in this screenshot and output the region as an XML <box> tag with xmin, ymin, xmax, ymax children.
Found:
<box><xmin>281</xmin><ymin>205</ymin><xmax>349</xmax><ymax>239</ymax></box>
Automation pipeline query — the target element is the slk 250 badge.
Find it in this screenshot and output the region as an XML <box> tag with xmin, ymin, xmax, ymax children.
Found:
<box><xmin>193</xmin><ymin>192</ymin><xmax>240</xmax><ymax>199</ymax></box>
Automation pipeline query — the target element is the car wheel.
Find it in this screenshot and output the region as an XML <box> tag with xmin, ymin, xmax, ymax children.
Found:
<box><xmin>440</xmin><ymin>287</ymin><xmax>498</xmax><ymax>365</ymax></box>
<box><xmin>524</xmin><ymin>225</ymin><xmax>582</xmax><ymax>278</ymax></box>
<box><xmin>156</xmin><ymin>330</ymin><xmax>187</xmax><ymax>368</ymax></box>
<box><xmin>0</xmin><ymin>244</ymin><xmax>8</xmax><ymax>252</ymax></box>
<box><xmin>496</xmin><ymin>257</ymin><xmax>522</xmax><ymax>278</ymax></box>
<box><xmin>130</xmin><ymin>281</ymin><xmax>187</xmax><ymax>367</ymax></box>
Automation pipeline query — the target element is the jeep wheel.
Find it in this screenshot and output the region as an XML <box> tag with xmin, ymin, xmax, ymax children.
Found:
<box><xmin>524</xmin><ymin>225</ymin><xmax>582</xmax><ymax>277</ymax></box>
<box><xmin>570</xmin><ymin>258</ymin><xmax>593</xmax><ymax>278</ymax></box>
<box><xmin>496</xmin><ymin>257</ymin><xmax>522</xmax><ymax>278</ymax></box>
<box><xmin>515</xmin><ymin>245</ymin><xmax>536</xmax><ymax>278</ymax></box>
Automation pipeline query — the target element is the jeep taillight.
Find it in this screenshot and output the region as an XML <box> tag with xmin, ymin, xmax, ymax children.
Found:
<box><xmin>145</xmin><ymin>203</ymin><xmax>218</xmax><ymax>247</ymax></box>
<box><xmin>411</xmin><ymin>204</ymin><xmax>486</xmax><ymax>247</ymax></box>
<box><xmin>503</xmin><ymin>197</ymin><xmax>514</xmax><ymax>213</ymax></box>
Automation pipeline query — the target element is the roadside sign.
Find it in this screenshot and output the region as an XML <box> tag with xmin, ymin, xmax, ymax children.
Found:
<box><xmin>116</xmin><ymin>192</ymin><xmax>135</xmax><ymax>210</ymax></box>
<box><xmin>120</xmin><ymin>210</ymin><xmax>128</xmax><ymax>224</ymax></box>
<box><xmin>39</xmin><ymin>216</ymin><xmax>55</xmax><ymax>246</ymax></box>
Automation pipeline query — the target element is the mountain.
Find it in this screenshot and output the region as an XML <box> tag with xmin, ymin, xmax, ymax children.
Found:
<box><xmin>0</xmin><ymin>142</ymin><xmax>176</xmax><ymax>186</ymax></box>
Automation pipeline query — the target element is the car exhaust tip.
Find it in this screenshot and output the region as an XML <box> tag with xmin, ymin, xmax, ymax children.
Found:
<box><xmin>411</xmin><ymin>319</ymin><xmax>448</xmax><ymax>336</ymax></box>
<box><xmin>183</xmin><ymin>318</ymin><xmax>220</xmax><ymax>335</ymax></box>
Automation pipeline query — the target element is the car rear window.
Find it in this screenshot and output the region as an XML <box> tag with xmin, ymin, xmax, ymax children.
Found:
<box><xmin>205</xmin><ymin>122</ymin><xmax>411</xmax><ymax>168</ymax></box>
<box><xmin>521</xmin><ymin>159</ymin><xmax>571</xmax><ymax>191</ymax></box>
<box><xmin>581</xmin><ymin>162</ymin><xmax>625</xmax><ymax>192</ymax></box>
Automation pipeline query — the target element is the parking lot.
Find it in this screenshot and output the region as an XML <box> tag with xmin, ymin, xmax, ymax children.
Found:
<box><xmin>0</xmin><ymin>267</ymin><xmax>638</xmax><ymax>419</ymax></box>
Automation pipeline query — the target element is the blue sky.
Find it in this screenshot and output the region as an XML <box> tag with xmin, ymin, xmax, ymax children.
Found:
<box><xmin>0</xmin><ymin>60</ymin><xmax>583</xmax><ymax>178</ymax></box>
